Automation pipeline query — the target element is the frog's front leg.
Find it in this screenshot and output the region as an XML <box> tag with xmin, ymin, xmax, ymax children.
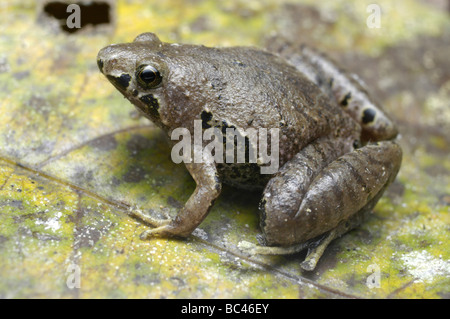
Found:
<box><xmin>139</xmin><ymin>157</ymin><xmax>222</xmax><ymax>239</ymax></box>
<box><xmin>254</xmin><ymin>138</ymin><xmax>402</xmax><ymax>270</ymax></box>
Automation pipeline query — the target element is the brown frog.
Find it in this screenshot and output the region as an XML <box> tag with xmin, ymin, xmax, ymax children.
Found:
<box><xmin>97</xmin><ymin>33</ymin><xmax>402</xmax><ymax>270</ymax></box>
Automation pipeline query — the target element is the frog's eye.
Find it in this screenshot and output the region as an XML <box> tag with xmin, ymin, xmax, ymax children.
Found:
<box><xmin>136</xmin><ymin>65</ymin><xmax>162</xmax><ymax>89</ymax></box>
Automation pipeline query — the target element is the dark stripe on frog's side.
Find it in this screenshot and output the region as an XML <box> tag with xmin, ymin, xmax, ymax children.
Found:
<box><xmin>339</xmin><ymin>92</ymin><xmax>352</xmax><ymax>107</ymax></box>
<box><xmin>201</xmin><ymin>111</ymin><xmax>213</xmax><ymax>129</ymax></box>
<box><xmin>362</xmin><ymin>108</ymin><xmax>376</xmax><ymax>124</ymax></box>
<box><xmin>220</xmin><ymin>119</ymin><xmax>236</xmax><ymax>134</ymax></box>
<box><xmin>139</xmin><ymin>94</ymin><xmax>160</xmax><ymax>118</ymax></box>
<box><xmin>107</xmin><ymin>74</ymin><xmax>132</xmax><ymax>90</ymax></box>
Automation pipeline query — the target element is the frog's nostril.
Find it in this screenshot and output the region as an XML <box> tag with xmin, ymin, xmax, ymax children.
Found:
<box><xmin>97</xmin><ymin>58</ymin><xmax>104</xmax><ymax>73</ymax></box>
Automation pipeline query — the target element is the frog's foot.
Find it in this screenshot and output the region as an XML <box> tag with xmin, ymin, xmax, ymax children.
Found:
<box><xmin>300</xmin><ymin>230</ymin><xmax>337</xmax><ymax>271</ymax></box>
<box><xmin>238</xmin><ymin>240</ymin><xmax>308</xmax><ymax>256</ymax></box>
<box><xmin>139</xmin><ymin>224</ymin><xmax>175</xmax><ymax>240</ymax></box>
<box><xmin>238</xmin><ymin>230</ymin><xmax>339</xmax><ymax>271</ymax></box>
<box><xmin>238</xmin><ymin>232</ymin><xmax>337</xmax><ymax>272</ymax></box>
<box><xmin>128</xmin><ymin>207</ymin><xmax>171</xmax><ymax>228</ymax></box>
<box><xmin>239</xmin><ymin>201</ymin><xmax>374</xmax><ymax>271</ymax></box>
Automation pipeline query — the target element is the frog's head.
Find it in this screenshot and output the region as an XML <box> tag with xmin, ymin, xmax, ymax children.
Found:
<box><xmin>97</xmin><ymin>33</ymin><xmax>198</xmax><ymax>130</ymax></box>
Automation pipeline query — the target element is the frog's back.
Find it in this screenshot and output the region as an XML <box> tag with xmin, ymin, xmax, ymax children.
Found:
<box><xmin>177</xmin><ymin>45</ymin><xmax>360</xmax><ymax>165</ymax></box>
<box><xmin>160</xmin><ymin>44</ymin><xmax>360</xmax><ymax>189</ymax></box>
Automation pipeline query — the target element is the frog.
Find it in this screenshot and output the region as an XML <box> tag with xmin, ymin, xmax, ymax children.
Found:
<box><xmin>97</xmin><ymin>33</ymin><xmax>402</xmax><ymax>271</ymax></box>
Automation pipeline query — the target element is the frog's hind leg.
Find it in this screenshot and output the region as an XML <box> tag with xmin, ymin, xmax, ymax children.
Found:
<box><xmin>239</xmin><ymin>226</ymin><xmax>341</xmax><ymax>271</ymax></box>
<box><xmin>128</xmin><ymin>208</ymin><xmax>171</xmax><ymax>228</ymax></box>
<box><xmin>240</xmin><ymin>192</ymin><xmax>377</xmax><ymax>271</ymax></box>
<box><xmin>301</xmin><ymin>46</ymin><xmax>398</xmax><ymax>143</ymax></box>
<box><xmin>268</xmin><ymin>38</ymin><xmax>398</xmax><ymax>143</ymax></box>
<box><xmin>300</xmin><ymin>190</ymin><xmax>382</xmax><ymax>271</ymax></box>
<box><xmin>249</xmin><ymin>139</ymin><xmax>401</xmax><ymax>271</ymax></box>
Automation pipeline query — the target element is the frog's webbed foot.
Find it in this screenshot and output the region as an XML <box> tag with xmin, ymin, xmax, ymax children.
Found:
<box><xmin>239</xmin><ymin>206</ymin><xmax>370</xmax><ymax>271</ymax></box>
<box><xmin>300</xmin><ymin>230</ymin><xmax>337</xmax><ymax>271</ymax></box>
<box><xmin>239</xmin><ymin>225</ymin><xmax>343</xmax><ymax>271</ymax></box>
<box><xmin>238</xmin><ymin>231</ymin><xmax>336</xmax><ymax>272</ymax></box>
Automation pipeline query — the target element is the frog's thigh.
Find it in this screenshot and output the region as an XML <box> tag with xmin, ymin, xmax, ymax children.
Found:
<box><xmin>140</xmin><ymin>158</ymin><xmax>222</xmax><ymax>239</ymax></box>
<box><xmin>260</xmin><ymin>137</ymin><xmax>351</xmax><ymax>246</ymax></box>
<box><xmin>261</xmin><ymin>141</ymin><xmax>402</xmax><ymax>247</ymax></box>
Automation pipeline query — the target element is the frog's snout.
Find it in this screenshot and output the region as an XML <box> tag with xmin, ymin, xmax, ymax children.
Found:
<box><xmin>97</xmin><ymin>57</ymin><xmax>104</xmax><ymax>73</ymax></box>
<box><xmin>97</xmin><ymin>46</ymin><xmax>118</xmax><ymax>75</ymax></box>
<box><xmin>97</xmin><ymin>45</ymin><xmax>134</xmax><ymax>92</ymax></box>
<box><xmin>96</xmin><ymin>46</ymin><xmax>110</xmax><ymax>74</ymax></box>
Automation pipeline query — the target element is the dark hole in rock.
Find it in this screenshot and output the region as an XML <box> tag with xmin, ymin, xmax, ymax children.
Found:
<box><xmin>43</xmin><ymin>1</ymin><xmax>111</xmax><ymax>33</ymax></box>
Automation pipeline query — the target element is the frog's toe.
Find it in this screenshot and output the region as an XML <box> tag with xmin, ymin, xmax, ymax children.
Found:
<box><xmin>139</xmin><ymin>230</ymin><xmax>151</xmax><ymax>240</ymax></box>
<box><xmin>300</xmin><ymin>230</ymin><xmax>337</xmax><ymax>271</ymax></box>
<box><xmin>139</xmin><ymin>225</ymin><xmax>174</xmax><ymax>240</ymax></box>
<box><xmin>129</xmin><ymin>208</ymin><xmax>171</xmax><ymax>228</ymax></box>
<box><xmin>238</xmin><ymin>240</ymin><xmax>309</xmax><ymax>256</ymax></box>
<box><xmin>237</xmin><ymin>241</ymin><xmax>259</xmax><ymax>254</ymax></box>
